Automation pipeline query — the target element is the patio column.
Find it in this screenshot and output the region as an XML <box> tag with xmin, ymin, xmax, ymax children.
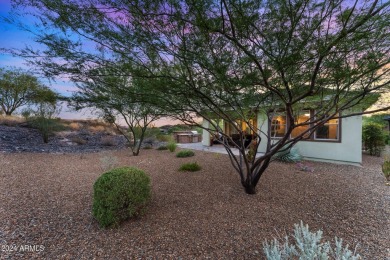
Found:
<box><xmin>202</xmin><ymin>120</ymin><xmax>211</xmax><ymax>146</ymax></box>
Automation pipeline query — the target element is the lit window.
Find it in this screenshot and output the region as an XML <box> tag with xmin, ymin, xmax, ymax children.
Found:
<box><xmin>271</xmin><ymin>114</ymin><xmax>287</xmax><ymax>138</ymax></box>
<box><xmin>315</xmin><ymin>116</ymin><xmax>339</xmax><ymax>140</ymax></box>
<box><xmin>291</xmin><ymin>111</ymin><xmax>311</xmax><ymax>138</ymax></box>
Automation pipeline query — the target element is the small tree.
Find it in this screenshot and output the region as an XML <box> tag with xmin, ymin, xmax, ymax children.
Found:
<box><xmin>73</xmin><ymin>65</ymin><xmax>162</xmax><ymax>156</ymax></box>
<box><xmin>28</xmin><ymin>86</ymin><xmax>61</xmax><ymax>143</ymax></box>
<box><xmin>0</xmin><ymin>67</ymin><xmax>48</xmax><ymax>115</ymax></box>
<box><xmin>362</xmin><ymin>123</ymin><xmax>386</xmax><ymax>156</ymax></box>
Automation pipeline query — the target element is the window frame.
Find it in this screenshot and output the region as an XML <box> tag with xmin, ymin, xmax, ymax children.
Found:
<box><xmin>269</xmin><ymin>109</ymin><xmax>341</xmax><ymax>143</ymax></box>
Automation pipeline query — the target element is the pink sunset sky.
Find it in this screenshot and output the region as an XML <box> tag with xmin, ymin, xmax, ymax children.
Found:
<box><xmin>0</xmin><ymin>0</ymin><xmax>183</xmax><ymax>126</ymax></box>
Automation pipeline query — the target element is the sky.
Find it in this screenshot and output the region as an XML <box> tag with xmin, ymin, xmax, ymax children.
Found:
<box><xmin>0</xmin><ymin>0</ymin><xmax>182</xmax><ymax>125</ymax></box>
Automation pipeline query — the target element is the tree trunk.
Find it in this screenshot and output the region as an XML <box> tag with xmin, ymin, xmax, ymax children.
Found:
<box><xmin>5</xmin><ymin>111</ymin><xmax>12</xmax><ymax>116</ymax></box>
<box><xmin>243</xmin><ymin>180</ymin><xmax>256</xmax><ymax>195</ymax></box>
<box><xmin>43</xmin><ymin>133</ymin><xmax>49</xmax><ymax>143</ymax></box>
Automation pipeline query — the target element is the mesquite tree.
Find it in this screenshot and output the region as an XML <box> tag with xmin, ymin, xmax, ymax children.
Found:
<box><xmin>0</xmin><ymin>67</ymin><xmax>53</xmax><ymax>116</ymax></box>
<box><xmin>8</xmin><ymin>0</ymin><xmax>390</xmax><ymax>194</ymax></box>
<box><xmin>72</xmin><ymin>65</ymin><xmax>162</xmax><ymax>156</ymax></box>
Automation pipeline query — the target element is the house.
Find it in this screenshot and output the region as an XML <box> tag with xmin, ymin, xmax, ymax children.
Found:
<box><xmin>200</xmin><ymin>94</ymin><xmax>379</xmax><ymax>166</ymax></box>
<box><xmin>201</xmin><ymin>112</ymin><xmax>362</xmax><ymax>165</ymax></box>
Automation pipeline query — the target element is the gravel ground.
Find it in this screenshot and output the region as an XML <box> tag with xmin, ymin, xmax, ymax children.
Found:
<box><xmin>0</xmin><ymin>149</ymin><xmax>389</xmax><ymax>259</ymax></box>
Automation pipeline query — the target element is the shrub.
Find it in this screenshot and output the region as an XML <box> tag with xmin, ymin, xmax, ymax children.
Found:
<box><xmin>20</xmin><ymin>108</ymin><xmax>31</xmax><ymax>121</ymax></box>
<box><xmin>263</xmin><ymin>221</ymin><xmax>360</xmax><ymax>260</ymax></box>
<box><xmin>156</xmin><ymin>134</ymin><xmax>174</xmax><ymax>142</ymax></box>
<box><xmin>179</xmin><ymin>162</ymin><xmax>201</xmax><ymax>172</ymax></box>
<box><xmin>29</xmin><ymin>117</ymin><xmax>65</xmax><ymax>143</ymax></box>
<box><xmin>167</xmin><ymin>141</ymin><xmax>177</xmax><ymax>152</ymax></box>
<box><xmin>92</xmin><ymin>167</ymin><xmax>151</xmax><ymax>228</ymax></box>
<box><xmin>156</xmin><ymin>145</ymin><xmax>168</xmax><ymax>150</ymax></box>
<box><xmin>362</xmin><ymin>123</ymin><xmax>385</xmax><ymax>156</ymax></box>
<box><xmin>176</xmin><ymin>150</ymin><xmax>195</xmax><ymax>158</ymax></box>
<box><xmin>382</xmin><ymin>156</ymin><xmax>390</xmax><ymax>182</ymax></box>
<box><xmin>100</xmin><ymin>153</ymin><xmax>119</xmax><ymax>171</ymax></box>
<box><xmin>273</xmin><ymin>147</ymin><xmax>302</xmax><ymax>163</ymax></box>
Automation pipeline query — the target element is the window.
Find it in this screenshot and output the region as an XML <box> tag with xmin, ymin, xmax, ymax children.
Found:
<box><xmin>271</xmin><ymin>114</ymin><xmax>287</xmax><ymax>138</ymax></box>
<box><xmin>315</xmin><ymin>116</ymin><xmax>339</xmax><ymax>140</ymax></box>
<box><xmin>269</xmin><ymin>110</ymin><xmax>341</xmax><ymax>142</ymax></box>
<box><xmin>291</xmin><ymin>111</ymin><xmax>311</xmax><ymax>138</ymax></box>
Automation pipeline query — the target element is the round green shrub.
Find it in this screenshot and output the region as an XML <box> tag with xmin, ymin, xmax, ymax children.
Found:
<box><xmin>92</xmin><ymin>167</ymin><xmax>151</xmax><ymax>228</ymax></box>
<box><xmin>176</xmin><ymin>149</ymin><xmax>195</xmax><ymax>158</ymax></box>
<box><xmin>179</xmin><ymin>162</ymin><xmax>201</xmax><ymax>172</ymax></box>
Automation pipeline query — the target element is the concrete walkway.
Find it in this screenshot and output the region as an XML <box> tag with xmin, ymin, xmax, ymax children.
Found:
<box><xmin>177</xmin><ymin>142</ymin><xmax>241</xmax><ymax>156</ymax></box>
<box><xmin>177</xmin><ymin>142</ymin><xmax>265</xmax><ymax>158</ymax></box>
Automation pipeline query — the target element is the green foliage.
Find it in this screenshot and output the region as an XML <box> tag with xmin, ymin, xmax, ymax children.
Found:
<box><xmin>382</xmin><ymin>157</ymin><xmax>390</xmax><ymax>181</ymax></box>
<box><xmin>362</xmin><ymin>123</ymin><xmax>385</xmax><ymax>156</ymax></box>
<box><xmin>92</xmin><ymin>167</ymin><xmax>151</xmax><ymax>228</ymax></box>
<box><xmin>263</xmin><ymin>221</ymin><xmax>360</xmax><ymax>260</ymax></box>
<box><xmin>273</xmin><ymin>147</ymin><xmax>302</xmax><ymax>163</ymax></box>
<box><xmin>176</xmin><ymin>149</ymin><xmax>195</xmax><ymax>158</ymax></box>
<box><xmin>167</xmin><ymin>142</ymin><xmax>177</xmax><ymax>152</ymax></box>
<box><xmin>167</xmin><ymin>124</ymin><xmax>191</xmax><ymax>134</ymax></box>
<box><xmin>156</xmin><ymin>145</ymin><xmax>168</xmax><ymax>150</ymax></box>
<box><xmin>363</xmin><ymin>114</ymin><xmax>390</xmax><ymax>127</ymax></box>
<box><xmin>28</xmin><ymin>102</ymin><xmax>62</xmax><ymax>143</ymax></box>
<box><xmin>29</xmin><ymin>117</ymin><xmax>64</xmax><ymax>143</ymax></box>
<box><xmin>156</xmin><ymin>134</ymin><xmax>173</xmax><ymax>142</ymax></box>
<box><xmin>20</xmin><ymin>108</ymin><xmax>31</xmax><ymax>121</ymax></box>
<box><xmin>179</xmin><ymin>162</ymin><xmax>201</xmax><ymax>172</ymax></box>
<box><xmin>0</xmin><ymin>68</ymin><xmax>57</xmax><ymax>115</ymax></box>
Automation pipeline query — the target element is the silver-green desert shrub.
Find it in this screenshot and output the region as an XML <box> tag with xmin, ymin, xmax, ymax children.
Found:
<box><xmin>263</xmin><ymin>221</ymin><xmax>360</xmax><ymax>260</ymax></box>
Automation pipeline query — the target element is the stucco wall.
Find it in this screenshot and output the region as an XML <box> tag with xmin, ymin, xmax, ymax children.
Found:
<box><xmin>257</xmin><ymin>114</ymin><xmax>362</xmax><ymax>165</ymax></box>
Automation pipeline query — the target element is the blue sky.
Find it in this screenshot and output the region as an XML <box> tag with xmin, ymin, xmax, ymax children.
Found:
<box><xmin>0</xmin><ymin>0</ymin><xmax>180</xmax><ymax>124</ymax></box>
<box><xmin>0</xmin><ymin>0</ymin><xmax>95</xmax><ymax>119</ymax></box>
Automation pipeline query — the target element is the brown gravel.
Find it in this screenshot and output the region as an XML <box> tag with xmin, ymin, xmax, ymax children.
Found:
<box><xmin>0</xmin><ymin>149</ymin><xmax>389</xmax><ymax>259</ymax></box>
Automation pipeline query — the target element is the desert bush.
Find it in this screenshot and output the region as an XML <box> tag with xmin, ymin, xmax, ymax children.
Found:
<box><xmin>68</xmin><ymin>122</ymin><xmax>82</xmax><ymax>130</ymax></box>
<box><xmin>362</xmin><ymin>123</ymin><xmax>385</xmax><ymax>156</ymax></box>
<box><xmin>156</xmin><ymin>145</ymin><xmax>168</xmax><ymax>150</ymax></box>
<box><xmin>20</xmin><ymin>108</ymin><xmax>31</xmax><ymax>121</ymax></box>
<box><xmin>156</xmin><ymin>134</ymin><xmax>174</xmax><ymax>142</ymax></box>
<box><xmin>92</xmin><ymin>167</ymin><xmax>151</xmax><ymax>228</ymax></box>
<box><xmin>70</xmin><ymin>136</ymin><xmax>87</xmax><ymax>145</ymax></box>
<box><xmin>263</xmin><ymin>221</ymin><xmax>360</xmax><ymax>260</ymax></box>
<box><xmin>179</xmin><ymin>162</ymin><xmax>201</xmax><ymax>172</ymax></box>
<box><xmin>100</xmin><ymin>153</ymin><xmax>119</xmax><ymax>171</ymax></box>
<box><xmin>143</xmin><ymin>144</ymin><xmax>153</xmax><ymax>149</ymax></box>
<box><xmin>176</xmin><ymin>150</ymin><xmax>195</xmax><ymax>158</ymax></box>
<box><xmin>167</xmin><ymin>141</ymin><xmax>177</xmax><ymax>152</ymax></box>
<box><xmin>382</xmin><ymin>155</ymin><xmax>390</xmax><ymax>182</ymax></box>
<box><xmin>88</xmin><ymin>125</ymin><xmax>106</xmax><ymax>133</ymax></box>
<box><xmin>29</xmin><ymin>117</ymin><xmax>64</xmax><ymax>143</ymax></box>
<box><xmin>0</xmin><ymin>115</ymin><xmax>24</xmax><ymax>126</ymax></box>
<box><xmin>100</xmin><ymin>135</ymin><xmax>118</xmax><ymax>146</ymax></box>
<box><xmin>273</xmin><ymin>147</ymin><xmax>302</xmax><ymax>163</ymax></box>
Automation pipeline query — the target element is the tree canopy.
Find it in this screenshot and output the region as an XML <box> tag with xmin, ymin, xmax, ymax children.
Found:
<box><xmin>8</xmin><ymin>0</ymin><xmax>390</xmax><ymax>193</ymax></box>
<box><xmin>0</xmin><ymin>67</ymin><xmax>57</xmax><ymax>115</ymax></box>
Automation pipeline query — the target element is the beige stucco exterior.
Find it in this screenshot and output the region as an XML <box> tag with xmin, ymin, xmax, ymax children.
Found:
<box><xmin>202</xmin><ymin>113</ymin><xmax>363</xmax><ymax>166</ymax></box>
<box><xmin>257</xmin><ymin>113</ymin><xmax>362</xmax><ymax>165</ymax></box>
